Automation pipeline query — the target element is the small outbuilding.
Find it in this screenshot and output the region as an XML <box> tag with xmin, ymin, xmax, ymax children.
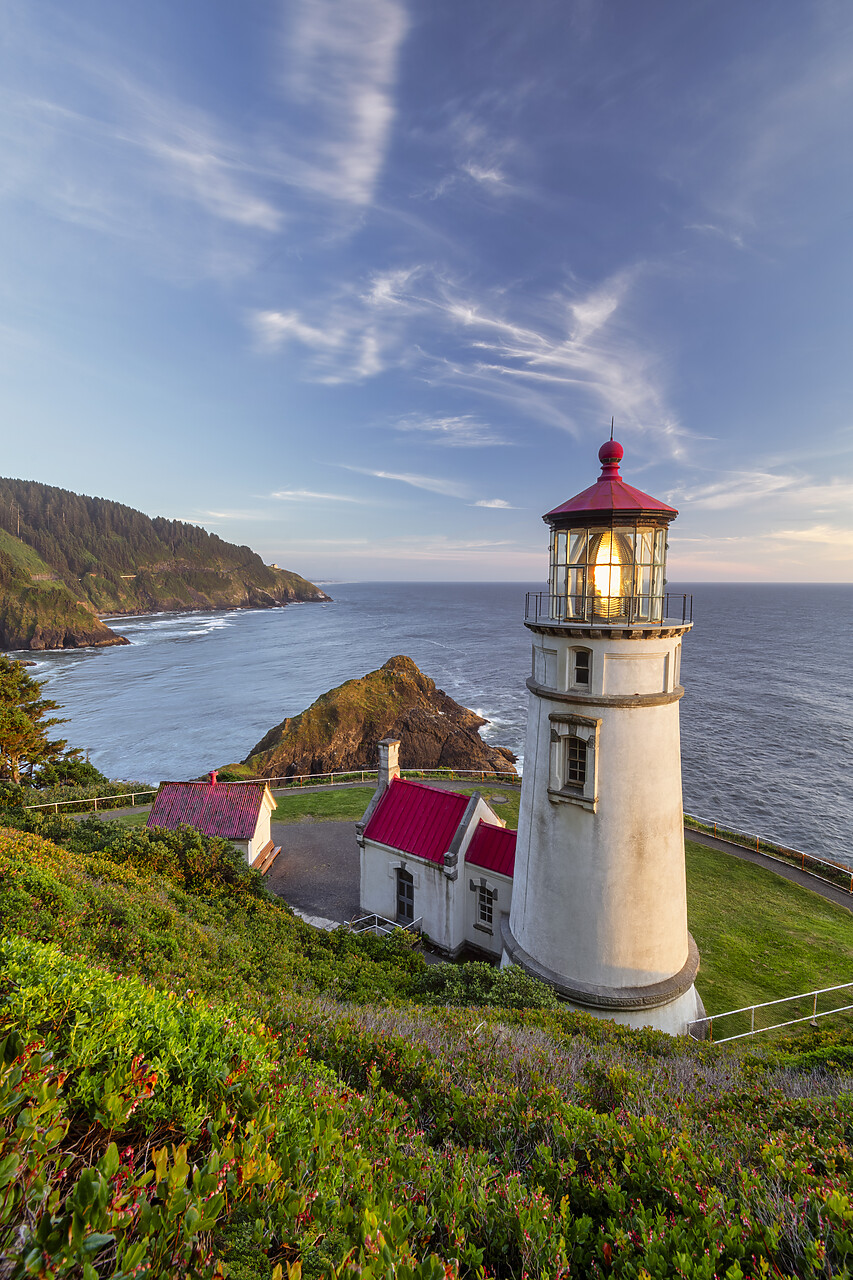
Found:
<box><xmin>148</xmin><ymin>771</ymin><xmax>278</xmax><ymax>869</ymax></box>
<box><xmin>356</xmin><ymin>740</ymin><xmax>515</xmax><ymax>957</ymax></box>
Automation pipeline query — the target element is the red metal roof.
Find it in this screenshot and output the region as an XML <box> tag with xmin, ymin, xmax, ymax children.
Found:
<box><xmin>544</xmin><ymin>440</ymin><xmax>677</xmax><ymax>520</ymax></box>
<box><xmin>148</xmin><ymin>781</ymin><xmax>269</xmax><ymax>840</ymax></box>
<box><xmin>362</xmin><ymin>778</ymin><xmax>470</xmax><ymax>865</ymax></box>
<box><xmin>465</xmin><ymin>820</ymin><xmax>516</xmax><ymax>877</ymax></box>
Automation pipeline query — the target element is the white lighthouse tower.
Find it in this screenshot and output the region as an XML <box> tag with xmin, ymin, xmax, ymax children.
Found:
<box><xmin>502</xmin><ymin>436</ymin><xmax>702</xmax><ymax>1034</ymax></box>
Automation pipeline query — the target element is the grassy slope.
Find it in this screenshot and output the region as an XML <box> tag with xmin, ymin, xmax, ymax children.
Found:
<box><xmin>2</xmin><ymin>813</ymin><xmax>853</xmax><ymax>1278</ymax></box>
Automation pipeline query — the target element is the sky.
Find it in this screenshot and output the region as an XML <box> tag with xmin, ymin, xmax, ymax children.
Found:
<box><xmin>1</xmin><ymin>0</ymin><xmax>852</xmax><ymax>583</ymax></box>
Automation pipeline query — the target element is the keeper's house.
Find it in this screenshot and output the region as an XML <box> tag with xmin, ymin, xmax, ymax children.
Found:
<box><xmin>356</xmin><ymin>740</ymin><xmax>516</xmax><ymax>957</ymax></box>
<box><xmin>148</xmin><ymin>771</ymin><xmax>277</xmax><ymax>867</ymax></box>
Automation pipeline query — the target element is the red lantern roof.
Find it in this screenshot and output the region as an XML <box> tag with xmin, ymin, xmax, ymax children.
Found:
<box><xmin>544</xmin><ymin>439</ymin><xmax>677</xmax><ymax>520</ymax></box>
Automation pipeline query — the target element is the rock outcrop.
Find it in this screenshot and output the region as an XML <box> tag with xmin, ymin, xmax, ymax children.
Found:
<box><xmin>240</xmin><ymin>655</ymin><xmax>517</xmax><ymax>778</ymax></box>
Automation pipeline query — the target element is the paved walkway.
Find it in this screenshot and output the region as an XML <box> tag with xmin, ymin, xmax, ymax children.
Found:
<box><xmin>265</xmin><ymin>820</ymin><xmax>361</xmax><ymax>925</ymax></box>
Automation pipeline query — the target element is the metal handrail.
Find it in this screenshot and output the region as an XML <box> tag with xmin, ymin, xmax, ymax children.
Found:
<box><xmin>348</xmin><ymin>913</ymin><xmax>423</xmax><ymax>938</ymax></box>
<box><xmin>525</xmin><ymin>591</ymin><xmax>693</xmax><ymax>626</ymax></box>
<box><xmin>688</xmin><ymin>980</ymin><xmax>853</xmax><ymax>1043</ymax></box>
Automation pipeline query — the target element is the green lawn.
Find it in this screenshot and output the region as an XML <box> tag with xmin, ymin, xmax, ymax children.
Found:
<box><xmin>109</xmin><ymin>811</ymin><xmax>150</xmax><ymax>826</ymax></box>
<box><xmin>685</xmin><ymin>839</ymin><xmax>853</xmax><ymax>1022</ymax></box>
<box><xmin>271</xmin><ymin>782</ymin><xmax>522</xmax><ymax>826</ymax></box>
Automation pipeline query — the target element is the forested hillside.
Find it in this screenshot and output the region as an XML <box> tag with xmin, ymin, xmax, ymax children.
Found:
<box><xmin>0</xmin><ymin>477</ymin><xmax>327</xmax><ymax>650</ymax></box>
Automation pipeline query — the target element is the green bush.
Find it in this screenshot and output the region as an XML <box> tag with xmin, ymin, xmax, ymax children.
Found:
<box><xmin>414</xmin><ymin>960</ymin><xmax>560</xmax><ymax>1009</ymax></box>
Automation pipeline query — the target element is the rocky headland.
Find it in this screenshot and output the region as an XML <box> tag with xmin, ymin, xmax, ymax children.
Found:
<box><xmin>0</xmin><ymin>478</ymin><xmax>328</xmax><ymax>651</ymax></box>
<box><xmin>236</xmin><ymin>655</ymin><xmax>517</xmax><ymax>778</ymax></box>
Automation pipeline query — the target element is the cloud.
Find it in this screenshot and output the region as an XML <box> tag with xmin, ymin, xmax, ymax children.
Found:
<box><xmin>473</xmin><ymin>498</ymin><xmax>518</xmax><ymax>509</ymax></box>
<box><xmin>392</xmin><ymin>414</ymin><xmax>509</xmax><ymax>447</ymax></box>
<box><xmin>769</xmin><ymin>525</ymin><xmax>853</xmax><ymax>552</ymax></box>
<box><xmin>341</xmin><ymin>465</ymin><xmax>470</xmax><ymax>498</ymax></box>
<box><xmin>279</xmin><ymin>0</ymin><xmax>408</xmax><ymax>206</ymax></box>
<box><xmin>676</xmin><ymin>470</ymin><xmax>853</xmax><ymax>512</ymax></box>
<box><xmin>270</xmin><ymin>488</ymin><xmax>366</xmax><ymax>503</ymax></box>
<box><xmin>250</xmin><ymin>307</ymin><xmax>386</xmax><ymax>380</ymax></box>
<box><xmin>253</xmin><ymin>263</ymin><xmax>685</xmax><ymax>450</ymax></box>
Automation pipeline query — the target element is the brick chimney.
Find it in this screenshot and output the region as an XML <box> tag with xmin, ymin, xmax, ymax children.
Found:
<box><xmin>377</xmin><ymin>738</ymin><xmax>401</xmax><ymax>791</ymax></box>
<box><xmin>209</xmin><ymin>770</ymin><xmax>218</xmax><ymax>785</ymax></box>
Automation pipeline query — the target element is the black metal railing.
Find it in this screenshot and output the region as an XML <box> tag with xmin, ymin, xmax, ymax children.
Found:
<box><xmin>525</xmin><ymin>592</ymin><xmax>693</xmax><ymax>627</ymax></box>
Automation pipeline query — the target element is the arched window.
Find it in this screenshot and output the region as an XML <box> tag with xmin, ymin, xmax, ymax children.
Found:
<box><xmin>571</xmin><ymin>648</ymin><xmax>591</xmax><ymax>688</ymax></box>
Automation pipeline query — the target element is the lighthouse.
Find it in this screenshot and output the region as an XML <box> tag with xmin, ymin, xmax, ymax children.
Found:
<box><xmin>502</xmin><ymin>437</ymin><xmax>702</xmax><ymax>1034</ymax></box>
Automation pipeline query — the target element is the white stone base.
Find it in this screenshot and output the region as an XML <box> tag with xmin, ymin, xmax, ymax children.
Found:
<box><xmin>554</xmin><ymin>982</ymin><xmax>705</xmax><ymax>1036</ymax></box>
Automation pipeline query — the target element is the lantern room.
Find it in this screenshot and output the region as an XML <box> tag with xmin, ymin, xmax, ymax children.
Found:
<box><xmin>541</xmin><ymin>438</ymin><xmax>678</xmax><ymax>625</ymax></box>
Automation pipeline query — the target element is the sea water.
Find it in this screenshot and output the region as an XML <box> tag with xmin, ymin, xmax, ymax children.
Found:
<box><xmin>28</xmin><ymin>582</ymin><xmax>853</xmax><ymax>866</ymax></box>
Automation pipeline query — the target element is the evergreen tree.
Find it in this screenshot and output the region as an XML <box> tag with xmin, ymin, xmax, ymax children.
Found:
<box><xmin>0</xmin><ymin>656</ymin><xmax>73</xmax><ymax>784</ymax></box>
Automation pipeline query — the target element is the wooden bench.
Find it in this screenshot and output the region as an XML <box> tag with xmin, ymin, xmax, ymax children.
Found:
<box><xmin>251</xmin><ymin>840</ymin><xmax>282</xmax><ymax>875</ymax></box>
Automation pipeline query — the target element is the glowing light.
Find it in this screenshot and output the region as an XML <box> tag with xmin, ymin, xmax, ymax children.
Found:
<box><xmin>592</xmin><ymin>532</ymin><xmax>624</xmax><ymax>599</ymax></box>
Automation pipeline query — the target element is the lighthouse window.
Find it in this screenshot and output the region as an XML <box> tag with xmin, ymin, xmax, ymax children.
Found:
<box><xmin>566</xmin><ymin>735</ymin><xmax>587</xmax><ymax>787</ymax></box>
<box><xmin>549</xmin><ymin>712</ymin><xmax>600</xmax><ymax>811</ymax></box>
<box><xmin>573</xmin><ymin>649</ymin><xmax>591</xmax><ymax>687</ymax></box>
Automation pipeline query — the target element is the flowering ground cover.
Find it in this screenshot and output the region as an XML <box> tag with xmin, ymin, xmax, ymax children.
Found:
<box><xmin>0</xmin><ymin>812</ymin><xmax>852</xmax><ymax>1277</ymax></box>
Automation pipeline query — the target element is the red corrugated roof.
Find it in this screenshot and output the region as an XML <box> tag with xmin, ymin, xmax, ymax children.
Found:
<box><xmin>363</xmin><ymin>778</ymin><xmax>470</xmax><ymax>864</ymax></box>
<box><xmin>465</xmin><ymin>820</ymin><xmax>516</xmax><ymax>877</ymax></box>
<box><xmin>545</xmin><ymin>440</ymin><xmax>677</xmax><ymax>520</ymax></box>
<box><xmin>148</xmin><ymin>782</ymin><xmax>268</xmax><ymax>840</ymax></box>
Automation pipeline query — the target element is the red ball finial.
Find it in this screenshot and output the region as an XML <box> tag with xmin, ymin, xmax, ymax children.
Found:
<box><xmin>598</xmin><ymin>438</ymin><xmax>623</xmax><ymax>475</ymax></box>
<box><xmin>598</xmin><ymin>439</ymin><xmax>623</xmax><ymax>464</ymax></box>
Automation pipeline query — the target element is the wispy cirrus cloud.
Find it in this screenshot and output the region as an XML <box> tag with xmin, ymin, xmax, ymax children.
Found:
<box><xmin>270</xmin><ymin>488</ymin><xmax>367</xmax><ymax>503</ymax></box>
<box><xmin>252</xmin><ymin>263</ymin><xmax>686</xmax><ymax>449</ymax></box>
<box><xmin>769</xmin><ymin>524</ymin><xmax>853</xmax><ymax>551</ymax></box>
<box><xmin>473</xmin><ymin>498</ymin><xmax>518</xmax><ymax>509</ymax></box>
<box><xmin>341</xmin><ymin>465</ymin><xmax>470</xmax><ymax>498</ymax></box>
<box><xmin>279</xmin><ymin>0</ymin><xmax>408</xmax><ymax>206</ymax></box>
<box><xmin>675</xmin><ymin>469</ymin><xmax>853</xmax><ymax>513</ymax></box>
<box><xmin>392</xmin><ymin>414</ymin><xmax>509</xmax><ymax>447</ymax></box>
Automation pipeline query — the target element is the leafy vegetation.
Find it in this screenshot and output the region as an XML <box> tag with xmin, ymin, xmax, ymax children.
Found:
<box><xmin>1</xmin><ymin>808</ymin><xmax>852</xmax><ymax>1276</ymax></box>
<box><xmin>0</xmin><ymin>656</ymin><xmax>78</xmax><ymax>785</ymax></box>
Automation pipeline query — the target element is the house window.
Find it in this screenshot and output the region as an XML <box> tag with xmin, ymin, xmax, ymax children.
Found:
<box><xmin>396</xmin><ymin>867</ymin><xmax>414</xmax><ymax>924</ymax></box>
<box><xmin>477</xmin><ymin>885</ymin><xmax>494</xmax><ymax>927</ymax></box>
<box><xmin>573</xmin><ymin>649</ymin><xmax>591</xmax><ymax>687</ymax></box>
<box><xmin>565</xmin><ymin>735</ymin><xmax>586</xmax><ymax>788</ymax></box>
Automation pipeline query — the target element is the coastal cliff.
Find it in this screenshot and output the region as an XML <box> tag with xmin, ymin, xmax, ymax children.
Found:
<box><xmin>0</xmin><ymin>479</ymin><xmax>328</xmax><ymax>651</ymax></box>
<box><xmin>238</xmin><ymin>655</ymin><xmax>517</xmax><ymax>778</ymax></box>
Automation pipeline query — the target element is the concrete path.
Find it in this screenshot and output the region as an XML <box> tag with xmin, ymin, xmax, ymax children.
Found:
<box><xmin>685</xmin><ymin>828</ymin><xmax>853</xmax><ymax>915</ymax></box>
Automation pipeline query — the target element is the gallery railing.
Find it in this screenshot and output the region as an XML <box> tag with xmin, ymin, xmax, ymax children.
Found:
<box><xmin>525</xmin><ymin>592</ymin><xmax>693</xmax><ymax>626</ymax></box>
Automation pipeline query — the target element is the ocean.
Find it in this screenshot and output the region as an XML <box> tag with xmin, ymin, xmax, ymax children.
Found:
<box><xmin>27</xmin><ymin>581</ymin><xmax>853</xmax><ymax>867</ymax></box>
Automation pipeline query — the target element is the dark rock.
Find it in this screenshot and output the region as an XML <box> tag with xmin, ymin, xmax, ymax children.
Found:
<box><xmin>242</xmin><ymin>654</ymin><xmax>517</xmax><ymax>778</ymax></box>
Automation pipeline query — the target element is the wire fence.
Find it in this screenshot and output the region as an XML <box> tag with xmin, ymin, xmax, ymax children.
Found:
<box><xmin>684</xmin><ymin>812</ymin><xmax>853</xmax><ymax>896</ymax></box>
<box><xmin>22</xmin><ymin>768</ymin><xmax>521</xmax><ymax>815</ymax></box>
<box><xmin>688</xmin><ymin>981</ymin><xmax>853</xmax><ymax>1044</ymax></box>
